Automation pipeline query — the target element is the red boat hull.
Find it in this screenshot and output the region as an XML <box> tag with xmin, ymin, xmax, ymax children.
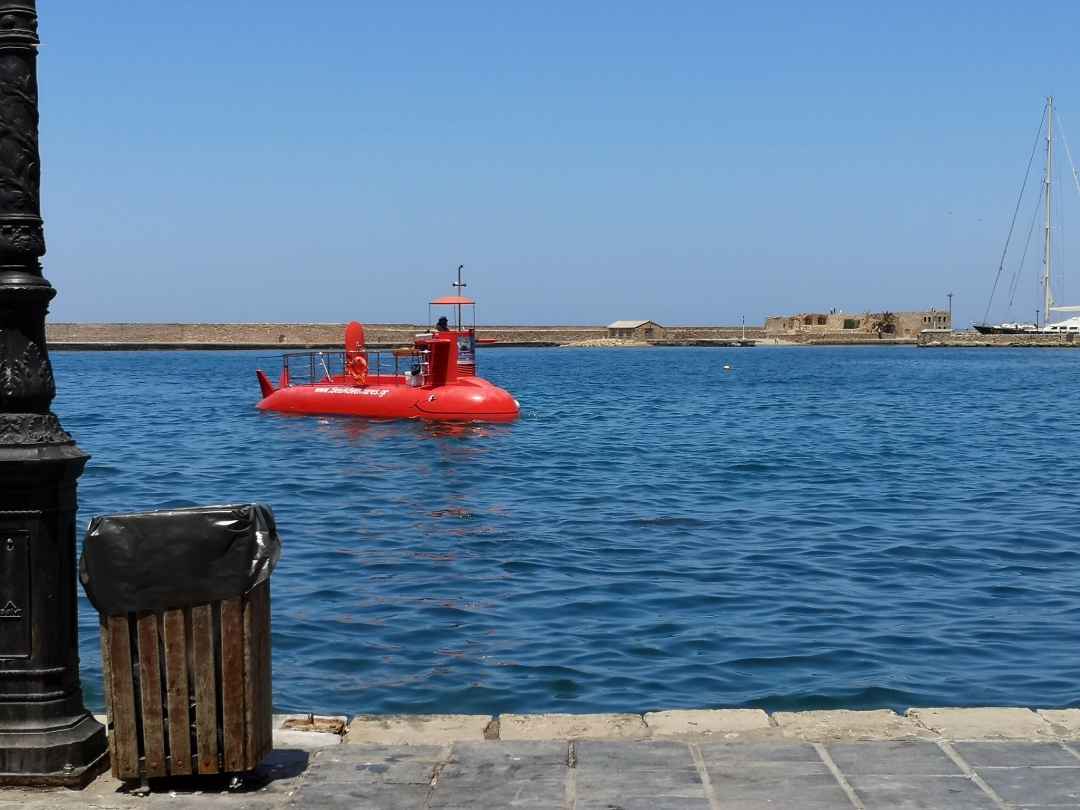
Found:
<box><xmin>256</xmin><ymin>373</ymin><xmax>520</xmax><ymax>423</ymax></box>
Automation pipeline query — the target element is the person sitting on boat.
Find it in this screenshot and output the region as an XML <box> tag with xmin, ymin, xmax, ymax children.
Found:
<box><xmin>347</xmin><ymin>351</ymin><xmax>368</xmax><ymax>385</ymax></box>
<box><xmin>436</xmin><ymin>316</ymin><xmax>450</xmax><ymax>332</ymax></box>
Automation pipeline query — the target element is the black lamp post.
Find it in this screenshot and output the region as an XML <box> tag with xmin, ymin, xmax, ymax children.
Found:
<box><xmin>0</xmin><ymin>1</ymin><xmax>107</xmax><ymax>785</ymax></box>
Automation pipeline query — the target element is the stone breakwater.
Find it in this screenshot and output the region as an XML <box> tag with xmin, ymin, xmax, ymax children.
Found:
<box><xmin>45</xmin><ymin>323</ymin><xmax>766</xmax><ymax>349</ymax></box>
<box><xmin>11</xmin><ymin>707</ymin><xmax>1080</xmax><ymax>808</ymax></box>
<box><xmin>46</xmin><ymin>322</ymin><xmax>597</xmax><ymax>349</ymax></box>
<box><xmin>918</xmin><ymin>330</ymin><xmax>1080</xmax><ymax>347</ymax></box>
<box><xmin>56</xmin><ymin>323</ymin><xmax>1080</xmax><ymax>350</ymax></box>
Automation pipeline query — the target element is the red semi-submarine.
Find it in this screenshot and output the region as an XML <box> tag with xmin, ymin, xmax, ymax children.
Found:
<box><xmin>255</xmin><ymin>283</ymin><xmax>520</xmax><ymax>423</ymax></box>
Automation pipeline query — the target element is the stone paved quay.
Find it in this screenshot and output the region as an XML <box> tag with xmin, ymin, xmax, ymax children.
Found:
<box><xmin>5</xmin><ymin>708</ymin><xmax>1080</xmax><ymax>808</ymax></box>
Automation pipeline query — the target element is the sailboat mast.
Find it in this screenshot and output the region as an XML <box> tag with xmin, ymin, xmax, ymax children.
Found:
<box><xmin>453</xmin><ymin>264</ymin><xmax>466</xmax><ymax>330</ymax></box>
<box><xmin>1044</xmin><ymin>95</ymin><xmax>1054</xmax><ymax>326</ymax></box>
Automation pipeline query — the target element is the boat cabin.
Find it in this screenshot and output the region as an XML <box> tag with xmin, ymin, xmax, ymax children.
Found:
<box><xmin>424</xmin><ymin>294</ymin><xmax>477</xmax><ymax>377</ymax></box>
<box><xmin>263</xmin><ymin>288</ymin><xmax>487</xmax><ymax>393</ymax></box>
<box><xmin>1043</xmin><ymin>316</ymin><xmax>1080</xmax><ymax>333</ymax></box>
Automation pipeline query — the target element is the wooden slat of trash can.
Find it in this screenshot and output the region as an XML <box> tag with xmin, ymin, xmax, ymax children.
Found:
<box><xmin>219</xmin><ymin>597</ymin><xmax>246</xmax><ymax>772</ymax></box>
<box><xmin>104</xmin><ymin>616</ymin><xmax>139</xmax><ymax>778</ymax></box>
<box><xmin>99</xmin><ymin>582</ymin><xmax>273</xmax><ymax>781</ymax></box>
<box><xmin>191</xmin><ymin>603</ymin><xmax>219</xmax><ymax>774</ymax></box>
<box><xmin>243</xmin><ymin>583</ymin><xmax>273</xmax><ymax>767</ymax></box>
<box><xmin>135</xmin><ymin>613</ymin><xmax>167</xmax><ymax>777</ymax></box>
<box><xmin>243</xmin><ymin>591</ymin><xmax>262</xmax><ymax>769</ymax></box>
<box><xmin>162</xmin><ymin>609</ymin><xmax>192</xmax><ymax>776</ymax></box>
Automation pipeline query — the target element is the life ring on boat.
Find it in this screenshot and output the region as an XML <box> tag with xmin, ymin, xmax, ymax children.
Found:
<box><xmin>347</xmin><ymin>353</ymin><xmax>368</xmax><ymax>385</ymax></box>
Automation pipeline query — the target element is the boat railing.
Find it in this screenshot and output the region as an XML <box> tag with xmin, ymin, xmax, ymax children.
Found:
<box><xmin>280</xmin><ymin>351</ymin><xmax>343</xmax><ymax>385</ymax></box>
<box><xmin>280</xmin><ymin>350</ymin><xmax>418</xmax><ymax>385</ymax></box>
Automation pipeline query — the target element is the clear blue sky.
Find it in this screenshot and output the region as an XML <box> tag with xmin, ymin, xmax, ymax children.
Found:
<box><xmin>36</xmin><ymin>1</ymin><xmax>1080</xmax><ymax>326</ymax></box>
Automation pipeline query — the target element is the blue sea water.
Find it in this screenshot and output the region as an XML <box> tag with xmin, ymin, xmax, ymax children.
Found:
<box><xmin>54</xmin><ymin>346</ymin><xmax>1080</xmax><ymax>715</ymax></box>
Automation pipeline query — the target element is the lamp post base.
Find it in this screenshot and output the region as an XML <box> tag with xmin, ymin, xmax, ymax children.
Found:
<box><xmin>0</xmin><ymin>439</ymin><xmax>109</xmax><ymax>787</ymax></box>
<box><xmin>0</xmin><ymin>713</ymin><xmax>108</xmax><ymax>787</ymax></box>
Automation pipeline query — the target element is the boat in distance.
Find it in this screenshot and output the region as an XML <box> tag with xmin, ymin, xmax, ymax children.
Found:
<box><xmin>975</xmin><ymin>96</ymin><xmax>1080</xmax><ymax>334</ymax></box>
<box><xmin>255</xmin><ymin>281</ymin><xmax>520</xmax><ymax>423</ymax></box>
<box><xmin>971</xmin><ymin>321</ymin><xmax>1038</xmax><ymax>335</ymax></box>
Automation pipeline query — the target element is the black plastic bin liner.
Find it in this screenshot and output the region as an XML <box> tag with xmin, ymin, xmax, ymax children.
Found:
<box><xmin>80</xmin><ymin>503</ymin><xmax>281</xmax><ymax>616</ymax></box>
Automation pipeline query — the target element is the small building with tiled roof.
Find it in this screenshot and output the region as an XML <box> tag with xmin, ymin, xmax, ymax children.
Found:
<box><xmin>606</xmin><ymin>320</ymin><xmax>665</xmax><ymax>339</ymax></box>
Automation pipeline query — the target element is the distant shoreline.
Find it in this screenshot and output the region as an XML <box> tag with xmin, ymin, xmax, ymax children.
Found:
<box><xmin>44</xmin><ymin>322</ymin><xmax>932</xmax><ymax>350</ymax></box>
<box><xmin>47</xmin><ymin>323</ymin><xmax>1080</xmax><ymax>350</ymax></box>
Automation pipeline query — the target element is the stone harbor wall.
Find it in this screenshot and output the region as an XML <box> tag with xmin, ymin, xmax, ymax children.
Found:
<box><xmin>918</xmin><ymin>330</ymin><xmax>1080</xmax><ymax>347</ymax></box>
<box><xmin>664</xmin><ymin>326</ymin><xmax>766</xmax><ymax>340</ymax></box>
<box><xmin>46</xmin><ymin>323</ymin><xmax>605</xmax><ymax>348</ymax></box>
<box><xmin>784</xmin><ymin>334</ymin><xmax>917</xmax><ymax>345</ymax></box>
<box><xmin>56</xmin><ymin>323</ymin><xmax>1044</xmax><ymax>349</ymax></box>
<box><xmin>46</xmin><ymin>323</ymin><xmax>766</xmax><ymax>349</ymax></box>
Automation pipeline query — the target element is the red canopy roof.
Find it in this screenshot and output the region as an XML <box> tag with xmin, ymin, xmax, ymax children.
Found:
<box><xmin>430</xmin><ymin>295</ymin><xmax>475</xmax><ymax>305</ymax></box>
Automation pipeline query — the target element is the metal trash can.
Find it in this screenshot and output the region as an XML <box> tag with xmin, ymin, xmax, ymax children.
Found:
<box><xmin>79</xmin><ymin>504</ymin><xmax>281</xmax><ymax>782</ymax></box>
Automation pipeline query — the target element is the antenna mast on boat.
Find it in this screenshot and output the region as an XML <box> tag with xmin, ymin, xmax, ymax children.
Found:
<box><xmin>452</xmin><ymin>264</ymin><xmax>466</xmax><ymax>330</ymax></box>
<box><xmin>1044</xmin><ymin>95</ymin><xmax>1054</xmax><ymax>327</ymax></box>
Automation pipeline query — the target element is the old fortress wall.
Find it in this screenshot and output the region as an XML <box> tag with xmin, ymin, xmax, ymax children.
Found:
<box><xmin>765</xmin><ymin>309</ymin><xmax>950</xmax><ymax>340</ymax></box>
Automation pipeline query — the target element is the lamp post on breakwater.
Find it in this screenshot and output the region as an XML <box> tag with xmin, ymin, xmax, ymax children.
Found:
<box><xmin>0</xmin><ymin>1</ymin><xmax>108</xmax><ymax>785</ymax></box>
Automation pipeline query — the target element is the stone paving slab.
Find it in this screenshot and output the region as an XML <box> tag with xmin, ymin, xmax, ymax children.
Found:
<box><xmin>907</xmin><ymin>707</ymin><xmax>1056</xmax><ymax>739</ymax></box>
<box><xmin>290</xmin><ymin>745</ymin><xmax>442</xmax><ymax>809</ymax></box>
<box><xmin>446</xmin><ymin>740</ymin><xmax>569</xmax><ymax>765</ymax></box>
<box><xmin>499</xmin><ymin>712</ymin><xmax>648</xmax><ymax>741</ymax></box>
<box><xmin>953</xmin><ymin>740</ymin><xmax>1080</xmax><ymax>767</ymax></box>
<box><xmin>977</xmin><ymin>764</ymin><xmax>1080</xmax><ymax>806</ymax></box>
<box><xmin>696</xmin><ymin>740</ymin><xmax>823</xmax><ymax>764</ymax></box>
<box><xmin>346</xmin><ymin>713</ymin><xmax>492</xmax><ymax>745</ymax></box>
<box><xmin>575</xmin><ymin>741</ymin><xmax>708</xmax><ymax>809</ymax></box>
<box><xmin>825</xmin><ymin>740</ymin><xmax>962</xmax><ymax>775</ymax></box>
<box><xmin>845</xmin><ymin>773</ymin><xmax>998</xmax><ymax>809</ymax></box>
<box><xmin>643</xmin><ymin>708</ymin><xmax>771</xmax><ymax>737</ymax></box>
<box><xmin>708</xmin><ymin>770</ymin><xmax>853</xmax><ymax>809</ymax></box>
<box><xmin>272</xmin><ymin>728</ymin><xmax>344</xmax><ymax>749</ymax></box>
<box><xmin>697</xmin><ymin>740</ymin><xmax>854</xmax><ymax>809</ymax></box>
<box><xmin>431</xmin><ymin>741</ymin><xmax>567</xmax><ymax>810</ymax></box>
<box><xmin>577</xmin><ymin>739</ymin><xmax>697</xmax><ymax>769</ymax></box>
<box><xmin>1038</xmin><ymin>708</ymin><xmax>1080</xmax><ymax>737</ymax></box>
<box><xmin>575</xmin><ymin>800</ymin><xmax>707</xmax><ymax>810</ymax></box>
<box><xmin>300</xmin><ymin>744</ymin><xmax>443</xmax><ymax>786</ymax></box>
<box><xmin>775</xmin><ymin>709</ymin><xmax>932</xmax><ymax>740</ymax></box>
